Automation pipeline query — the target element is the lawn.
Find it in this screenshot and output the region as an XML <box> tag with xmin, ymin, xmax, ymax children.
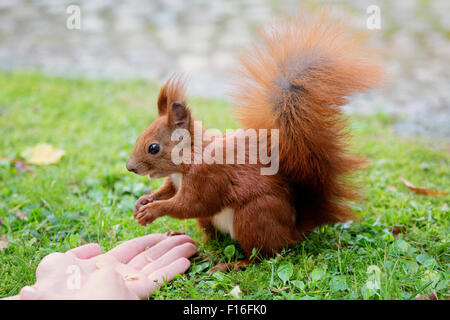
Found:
<box><xmin>0</xmin><ymin>71</ymin><xmax>448</xmax><ymax>300</ymax></box>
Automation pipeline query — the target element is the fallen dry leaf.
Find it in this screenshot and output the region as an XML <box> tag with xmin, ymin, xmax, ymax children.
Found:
<box><xmin>389</xmin><ymin>225</ymin><xmax>406</xmax><ymax>240</ymax></box>
<box><xmin>270</xmin><ymin>287</ymin><xmax>290</xmax><ymax>294</ymax></box>
<box><xmin>21</xmin><ymin>143</ymin><xmax>65</xmax><ymax>165</ymax></box>
<box><xmin>15</xmin><ymin>211</ymin><xmax>28</xmax><ymax>221</ymax></box>
<box><xmin>0</xmin><ymin>157</ymin><xmax>33</xmax><ymax>172</ymax></box>
<box><xmin>400</xmin><ymin>177</ymin><xmax>448</xmax><ymax>196</ymax></box>
<box><xmin>416</xmin><ymin>291</ymin><xmax>438</xmax><ymax>300</ymax></box>
<box><xmin>0</xmin><ymin>235</ymin><xmax>8</xmax><ymax>251</ymax></box>
<box><xmin>14</xmin><ymin>160</ymin><xmax>31</xmax><ymax>172</ymax></box>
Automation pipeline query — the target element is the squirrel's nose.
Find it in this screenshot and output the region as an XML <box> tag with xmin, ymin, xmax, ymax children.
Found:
<box><xmin>128</xmin><ymin>167</ymin><xmax>138</xmax><ymax>174</ymax></box>
<box><xmin>126</xmin><ymin>160</ymin><xmax>138</xmax><ymax>174</ymax></box>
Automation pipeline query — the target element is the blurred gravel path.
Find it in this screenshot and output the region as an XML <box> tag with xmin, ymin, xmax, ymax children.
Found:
<box><xmin>0</xmin><ymin>0</ymin><xmax>448</xmax><ymax>139</ymax></box>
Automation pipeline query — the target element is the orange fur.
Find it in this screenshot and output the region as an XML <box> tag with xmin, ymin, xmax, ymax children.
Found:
<box><xmin>231</xmin><ymin>11</ymin><xmax>385</xmax><ymax>230</ymax></box>
<box><xmin>127</xmin><ymin>12</ymin><xmax>385</xmax><ymax>260</ymax></box>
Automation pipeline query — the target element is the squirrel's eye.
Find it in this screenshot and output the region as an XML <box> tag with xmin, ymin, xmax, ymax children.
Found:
<box><xmin>148</xmin><ymin>143</ymin><xmax>160</xmax><ymax>155</ymax></box>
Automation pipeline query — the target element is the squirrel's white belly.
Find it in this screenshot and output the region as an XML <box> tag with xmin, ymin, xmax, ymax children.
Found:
<box><xmin>211</xmin><ymin>207</ymin><xmax>235</xmax><ymax>239</ymax></box>
<box><xmin>170</xmin><ymin>173</ymin><xmax>235</xmax><ymax>238</ymax></box>
<box><xmin>170</xmin><ymin>173</ymin><xmax>183</xmax><ymax>191</ymax></box>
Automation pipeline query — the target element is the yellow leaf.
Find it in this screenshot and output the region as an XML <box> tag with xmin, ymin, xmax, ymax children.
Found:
<box><xmin>21</xmin><ymin>143</ymin><xmax>65</xmax><ymax>165</ymax></box>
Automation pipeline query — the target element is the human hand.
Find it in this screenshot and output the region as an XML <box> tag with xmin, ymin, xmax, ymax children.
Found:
<box><xmin>12</xmin><ymin>233</ymin><xmax>196</xmax><ymax>300</ymax></box>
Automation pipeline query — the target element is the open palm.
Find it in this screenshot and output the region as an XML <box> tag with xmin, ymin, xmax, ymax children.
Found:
<box><xmin>12</xmin><ymin>233</ymin><xmax>196</xmax><ymax>300</ymax></box>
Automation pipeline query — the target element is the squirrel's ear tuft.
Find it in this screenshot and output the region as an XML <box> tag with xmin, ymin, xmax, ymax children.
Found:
<box><xmin>169</xmin><ymin>101</ymin><xmax>190</xmax><ymax>129</ymax></box>
<box><xmin>157</xmin><ymin>75</ymin><xmax>186</xmax><ymax>116</ymax></box>
<box><xmin>157</xmin><ymin>84</ymin><xmax>168</xmax><ymax>115</ymax></box>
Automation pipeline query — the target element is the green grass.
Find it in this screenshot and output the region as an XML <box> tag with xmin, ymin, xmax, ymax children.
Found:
<box><xmin>0</xmin><ymin>71</ymin><xmax>448</xmax><ymax>300</ymax></box>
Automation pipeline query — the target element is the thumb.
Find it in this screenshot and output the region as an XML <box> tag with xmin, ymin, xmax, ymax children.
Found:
<box><xmin>19</xmin><ymin>286</ymin><xmax>40</xmax><ymax>300</ymax></box>
<box><xmin>67</xmin><ymin>243</ymin><xmax>102</xmax><ymax>259</ymax></box>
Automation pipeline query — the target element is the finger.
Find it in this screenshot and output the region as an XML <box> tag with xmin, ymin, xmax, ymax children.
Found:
<box><xmin>127</xmin><ymin>235</ymin><xmax>194</xmax><ymax>270</ymax></box>
<box><xmin>134</xmin><ymin>199</ymin><xmax>150</xmax><ymax>217</ymax></box>
<box><xmin>133</xmin><ymin>207</ymin><xmax>140</xmax><ymax>218</ymax></box>
<box><xmin>135</xmin><ymin>204</ymin><xmax>150</xmax><ymax>220</ymax></box>
<box><xmin>19</xmin><ymin>286</ymin><xmax>41</xmax><ymax>300</ymax></box>
<box><xmin>144</xmin><ymin>194</ymin><xmax>155</xmax><ymax>202</ymax></box>
<box><xmin>137</xmin><ymin>214</ymin><xmax>157</xmax><ymax>226</ymax></box>
<box><xmin>127</xmin><ymin>257</ymin><xmax>192</xmax><ymax>299</ymax></box>
<box><xmin>67</xmin><ymin>243</ymin><xmax>102</xmax><ymax>259</ymax></box>
<box><xmin>141</xmin><ymin>242</ymin><xmax>197</xmax><ymax>276</ymax></box>
<box><xmin>106</xmin><ymin>234</ymin><xmax>167</xmax><ymax>263</ymax></box>
<box><xmin>138</xmin><ymin>203</ymin><xmax>151</xmax><ymax>214</ymax></box>
<box><xmin>133</xmin><ymin>206</ymin><xmax>141</xmax><ymax>218</ymax></box>
<box><xmin>136</xmin><ymin>211</ymin><xmax>145</xmax><ymax>220</ymax></box>
<box><xmin>147</xmin><ymin>258</ymin><xmax>191</xmax><ymax>291</ymax></box>
<box><xmin>136</xmin><ymin>195</ymin><xmax>154</xmax><ymax>209</ymax></box>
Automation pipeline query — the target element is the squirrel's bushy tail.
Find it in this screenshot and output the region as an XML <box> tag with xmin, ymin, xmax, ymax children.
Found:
<box><xmin>231</xmin><ymin>11</ymin><xmax>385</xmax><ymax>227</ymax></box>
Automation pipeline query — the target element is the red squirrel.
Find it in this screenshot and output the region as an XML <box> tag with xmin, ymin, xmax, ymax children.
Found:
<box><xmin>126</xmin><ymin>12</ymin><xmax>384</xmax><ymax>269</ymax></box>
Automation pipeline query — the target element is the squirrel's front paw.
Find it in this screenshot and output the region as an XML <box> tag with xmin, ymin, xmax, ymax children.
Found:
<box><xmin>135</xmin><ymin>202</ymin><xmax>161</xmax><ymax>226</ymax></box>
<box><xmin>133</xmin><ymin>194</ymin><xmax>156</xmax><ymax>218</ymax></box>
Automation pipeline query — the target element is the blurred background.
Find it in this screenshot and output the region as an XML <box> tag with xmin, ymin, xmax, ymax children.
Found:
<box><xmin>0</xmin><ymin>0</ymin><xmax>449</xmax><ymax>138</ymax></box>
